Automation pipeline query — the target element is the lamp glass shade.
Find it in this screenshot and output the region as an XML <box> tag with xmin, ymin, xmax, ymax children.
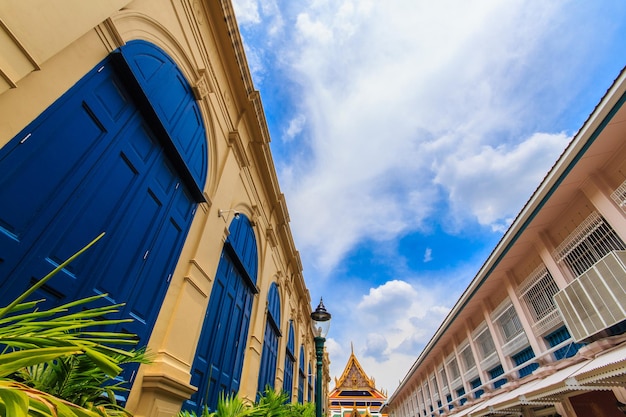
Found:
<box><xmin>311</xmin><ymin>298</ymin><xmax>331</xmax><ymax>338</ymax></box>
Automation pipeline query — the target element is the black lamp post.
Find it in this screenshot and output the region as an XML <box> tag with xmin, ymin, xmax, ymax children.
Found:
<box><xmin>311</xmin><ymin>298</ymin><xmax>331</xmax><ymax>417</ymax></box>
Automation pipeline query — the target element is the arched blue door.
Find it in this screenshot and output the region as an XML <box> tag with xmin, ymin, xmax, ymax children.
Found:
<box><xmin>0</xmin><ymin>41</ymin><xmax>207</xmax><ymax>373</ymax></box>
<box><xmin>257</xmin><ymin>282</ymin><xmax>281</xmax><ymax>396</ymax></box>
<box><xmin>308</xmin><ymin>362</ymin><xmax>313</xmax><ymax>402</ymax></box>
<box><xmin>186</xmin><ymin>215</ymin><xmax>258</xmax><ymax>413</ymax></box>
<box><xmin>283</xmin><ymin>322</ymin><xmax>296</xmax><ymax>402</ymax></box>
<box><xmin>298</xmin><ymin>346</ymin><xmax>305</xmax><ymax>403</ymax></box>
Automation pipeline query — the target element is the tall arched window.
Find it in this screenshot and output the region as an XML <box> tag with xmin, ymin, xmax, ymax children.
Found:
<box><xmin>298</xmin><ymin>346</ymin><xmax>306</xmax><ymax>403</ymax></box>
<box><xmin>186</xmin><ymin>215</ymin><xmax>258</xmax><ymax>414</ymax></box>
<box><xmin>283</xmin><ymin>321</ymin><xmax>296</xmax><ymax>402</ymax></box>
<box><xmin>257</xmin><ymin>282</ymin><xmax>281</xmax><ymax>395</ymax></box>
<box><xmin>308</xmin><ymin>362</ymin><xmax>313</xmax><ymax>402</ymax></box>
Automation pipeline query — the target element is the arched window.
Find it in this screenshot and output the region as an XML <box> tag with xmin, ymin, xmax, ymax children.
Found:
<box><xmin>257</xmin><ymin>282</ymin><xmax>281</xmax><ymax>395</ymax></box>
<box><xmin>186</xmin><ymin>215</ymin><xmax>258</xmax><ymax>414</ymax></box>
<box><xmin>283</xmin><ymin>322</ymin><xmax>296</xmax><ymax>402</ymax></box>
<box><xmin>308</xmin><ymin>362</ymin><xmax>313</xmax><ymax>402</ymax></box>
<box><xmin>298</xmin><ymin>346</ymin><xmax>306</xmax><ymax>403</ymax></box>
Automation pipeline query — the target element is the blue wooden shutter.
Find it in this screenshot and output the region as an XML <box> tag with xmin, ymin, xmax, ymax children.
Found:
<box><xmin>186</xmin><ymin>214</ymin><xmax>258</xmax><ymax>414</ymax></box>
<box><xmin>298</xmin><ymin>346</ymin><xmax>305</xmax><ymax>403</ymax></box>
<box><xmin>257</xmin><ymin>282</ymin><xmax>281</xmax><ymax>396</ymax></box>
<box><xmin>283</xmin><ymin>322</ymin><xmax>295</xmax><ymax>402</ymax></box>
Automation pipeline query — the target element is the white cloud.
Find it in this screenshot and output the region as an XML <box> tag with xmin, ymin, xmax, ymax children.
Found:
<box><xmin>363</xmin><ymin>333</ymin><xmax>389</xmax><ymax>362</ymax></box>
<box><xmin>283</xmin><ymin>114</ymin><xmax>306</xmax><ymax>142</ymax></box>
<box><xmin>357</xmin><ymin>280</ymin><xmax>417</xmax><ymax>317</ymax></box>
<box><xmin>232</xmin><ymin>0</ymin><xmax>623</xmax><ymax>395</ymax></box>
<box><xmin>433</xmin><ymin>132</ymin><xmax>571</xmax><ymax>232</ymax></box>
<box><xmin>295</xmin><ymin>13</ymin><xmax>333</xmax><ymax>44</ymax></box>
<box><xmin>231</xmin><ymin>0</ymin><xmax>260</xmax><ymax>24</ymax></box>
<box><xmin>322</xmin><ymin>279</ymin><xmax>454</xmax><ymax>391</ymax></box>
<box><xmin>324</xmin><ymin>337</ymin><xmax>344</xmax><ymax>364</ymax></box>
<box><xmin>246</xmin><ymin>0</ymin><xmax>586</xmax><ymax>276</ymax></box>
<box><xmin>232</xmin><ymin>0</ymin><xmax>617</xmax><ymax>278</ymax></box>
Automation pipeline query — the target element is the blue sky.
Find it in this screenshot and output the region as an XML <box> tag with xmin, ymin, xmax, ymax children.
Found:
<box><xmin>231</xmin><ymin>0</ymin><xmax>626</xmax><ymax>393</ymax></box>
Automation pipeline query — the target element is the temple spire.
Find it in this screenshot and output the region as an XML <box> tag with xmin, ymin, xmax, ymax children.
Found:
<box><xmin>329</xmin><ymin>349</ymin><xmax>388</xmax><ymax>417</ymax></box>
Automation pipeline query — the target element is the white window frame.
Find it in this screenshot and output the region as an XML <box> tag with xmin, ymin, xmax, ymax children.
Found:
<box><xmin>459</xmin><ymin>342</ymin><xmax>476</xmax><ymax>372</ymax></box>
<box><xmin>517</xmin><ymin>265</ymin><xmax>563</xmax><ymax>336</ymax></box>
<box><xmin>473</xmin><ymin>324</ymin><xmax>496</xmax><ymax>360</ymax></box>
<box><xmin>553</xmin><ymin>211</ymin><xmax>625</xmax><ymax>278</ymax></box>
<box><xmin>446</xmin><ymin>354</ymin><xmax>461</xmax><ymax>384</ymax></box>
<box><xmin>438</xmin><ymin>365</ymin><xmax>449</xmax><ymax>395</ymax></box>
<box><xmin>492</xmin><ymin>300</ymin><xmax>523</xmax><ymax>342</ymax></box>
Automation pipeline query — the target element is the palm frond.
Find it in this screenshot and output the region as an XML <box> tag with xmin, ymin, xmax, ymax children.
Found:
<box><xmin>0</xmin><ymin>233</ymin><xmax>149</xmax><ymax>416</ymax></box>
<box><xmin>0</xmin><ymin>232</ymin><xmax>105</xmax><ymax>320</ymax></box>
<box><xmin>0</xmin><ymin>379</ymin><xmax>103</xmax><ymax>417</ymax></box>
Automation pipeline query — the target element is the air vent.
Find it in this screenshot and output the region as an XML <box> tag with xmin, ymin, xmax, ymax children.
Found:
<box><xmin>554</xmin><ymin>250</ymin><xmax>626</xmax><ymax>342</ymax></box>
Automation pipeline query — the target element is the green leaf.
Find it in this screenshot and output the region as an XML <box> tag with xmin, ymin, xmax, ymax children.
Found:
<box><xmin>0</xmin><ymin>379</ymin><xmax>103</xmax><ymax>417</ymax></box>
<box><xmin>0</xmin><ymin>384</ymin><xmax>29</xmax><ymax>417</ymax></box>
<box><xmin>83</xmin><ymin>348</ymin><xmax>122</xmax><ymax>377</ymax></box>
<box><xmin>0</xmin><ymin>347</ymin><xmax>82</xmax><ymax>377</ymax></box>
<box><xmin>0</xmin><ymin>232</ymin><xmax>105</xmax><ymax>319</ymax></box>
<box><xmin>0</xmin><ymin>233</ymin><xmax>149</xmax><ymax>416</ymax></box>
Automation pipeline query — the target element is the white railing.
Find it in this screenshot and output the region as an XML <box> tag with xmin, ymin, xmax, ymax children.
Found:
<box><xmin>531</xmin><ymin>308</ymin><xmax>563</xmax><ymax>337</ymax></box>
<box><xmin>553</xmin><ymin>211</ymin><xmax>625</xmax><ymax>278</ymax></box>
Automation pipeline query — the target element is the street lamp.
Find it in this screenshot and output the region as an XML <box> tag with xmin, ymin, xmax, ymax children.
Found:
<box><xmin>311</xmin><ymin>298</ymin><xmax>331</xmax><ymax>417</ymax></box>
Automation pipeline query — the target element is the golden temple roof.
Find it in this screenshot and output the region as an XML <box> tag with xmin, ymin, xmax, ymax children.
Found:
<box><xmin>330</xmin><ymin>347</ymin><xmax>386</xmax><ymax>399</ymax></box>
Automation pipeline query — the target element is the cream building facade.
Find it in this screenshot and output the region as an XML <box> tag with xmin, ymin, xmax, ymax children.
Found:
<box><xmin>382</xmin><ymin>68</ymin><xmax>626</xmax><ymax>417</ymax></box>
<box><xmin>0</xmin><ymin>1</ymin><xmax>322</xmax><ymax>416</ymax></box>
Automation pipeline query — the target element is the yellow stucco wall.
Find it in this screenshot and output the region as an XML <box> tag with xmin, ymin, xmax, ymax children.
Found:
<box><xmin>0</xmin><ymin>1</ymin><xmax>321</xmax><ymax>416</ymax></box>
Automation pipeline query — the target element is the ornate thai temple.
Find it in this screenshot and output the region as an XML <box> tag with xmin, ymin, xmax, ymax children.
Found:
<box><xmin>329</xmin><ymin>348</ymin><xmax>388</xmax><ymax>417</ymax></box>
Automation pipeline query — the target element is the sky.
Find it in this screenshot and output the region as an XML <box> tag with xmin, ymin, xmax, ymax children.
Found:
<box><xmin>231</xmin><ymin>0</ymin><xmax>626</xmax><ymax>394</ymax></box>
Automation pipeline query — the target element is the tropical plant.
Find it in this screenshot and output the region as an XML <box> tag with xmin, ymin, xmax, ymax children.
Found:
<box><xmin>176</xmin><ymin>388</ymin><xmax>314</xmax><ymax>417</ymax></box>
<box><xmin>214</xmin><ymin>391</ymin><xmax>267</xmax><ymax>417</ymax></box>
<box><xmin>255</xmin><ymin>387</ymin><xmax>288</xmax><ymax>417</ymax></box>
<box><xmin>177</xmin><ymin>407</ymin><xmax>209</xmax><ymax>417</ymax></box>
<box><xmin>0</xmin><ymin>233</ymin><xmax>149</xmax><ymax>417</ymax></box>
<box><xmin>12</xmin><ymin>346</ymin><xmax>150</xmax><ymax>411</ymax></box>
<box><xmin>177</xmin><ymin>391</ymin><xmax>268</xmax><ymax>417</ymax></box>
<box><xmin>284</xmin><ymin>402</ymin><xmax>314</xmax><ymax>417</ymax></box>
